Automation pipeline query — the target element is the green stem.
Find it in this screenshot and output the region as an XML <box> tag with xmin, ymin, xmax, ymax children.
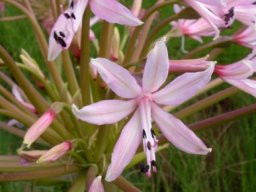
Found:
<box><xmin>0</xmin><ymin>85</ymin><xmax>37</xmax><ymax>117</ymax></box>
<box><xmin>85</xmin><ymin>165</ymin><xmax>98</xmax><ymax>190</ymax></box>
<box><xmin>0</xmin><ymin>45</ymin><xmax>48</xmax><ymax>112</ymax></box>
<box><xmin>0</xmin><ymin>165</ymin><xmax>80</xmax><ymax>181</ymax></box>
<box><xmin>174</xmin><ymin>86</ymin><xmax>239</xmax><ymax>119</ymax></box>
<box><xmin>190</xmin><ymin>104</ymin><xmax>256</xmax><ymax>131</ymax></box>
<box><xmin>182</xmin><ymin>36</ymin><xmax>232</xmax><ymax>59</ymax></box>
<box><xmin>130</xmin><ymin>13</ymin><xmax>156</xmax><ymax>64</ymax></box>
<box><xmin>62</xmin><ymin>51</ymin><xmax>80</xmax><ymax>101</ymax></box>
<box><xmin>4</xmin><ymin>0</ymin><xmax>65</xmax><ymax>95</ymax></box>
<box><xmin>123</xmin><ymin>0</ymin><xmax>177</xmax><ymax>65</ymax></box>
<box><xmin>79</xmin><ymin>7</ymin><xmax>91</xmax><ymax>106</ymax></box>
<box><xmin>69</xmin><ymin>171</ymin><xmax>87</xmax><ymax>192</ymax></box>
<box><xmin>0</xmin><ymin>123</ymin><xmax>47</xmax><ymax>145</ymax></box>
<box><xmin>99</xmin><ymin>22</ymin><xmax>114</xmax><ymax>58</ymax></box>
<box><xmin>113</xmin><ymin>176</ymin><xmax>141</xmax><ymax>192</ymax></box>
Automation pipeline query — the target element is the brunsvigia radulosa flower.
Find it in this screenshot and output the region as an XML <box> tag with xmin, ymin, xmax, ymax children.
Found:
<box><xmin>1</xmin><ymin>0</ymin><xmax>256</xmax><ymax>191</ymax></box>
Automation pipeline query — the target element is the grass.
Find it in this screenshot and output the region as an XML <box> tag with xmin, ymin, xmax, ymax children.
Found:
<box><xmin>1</xmin><ymin>1</ymin><xmax>256</xmax><ymax>192</ymax></box>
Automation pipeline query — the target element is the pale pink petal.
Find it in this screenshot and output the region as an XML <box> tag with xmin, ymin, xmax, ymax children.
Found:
<box><xmin>215</xmin><ymin>60</ymin><xmax>254</xmax><ymax>79</ymax></box>
<box><xmin>89</xmin><ymin>176</ymin><xmax>104</xmax><ymax>192</ymax></box>
<box><xmin>23</xmin><ymin>109</ymin><xmax>56</xmax><ymax>147</ymax></box>
<box><xmin>105</xmin><ymin>109</ymin><xmax>142</xmax><ymax>182</ymax></box>
<box><xmin>152</xmin><ymin>103</ymin><xmax>211</xmax><ymax>155</ymax></box>
<box><xmin>153</xmin><ymin>63</ymin><xmax>215</xmax><ymax>106</ymax></box>
<box><xmin>71</xmin><ymin>0</ymin><xmax>89</xmax><ymax>32</ymax></box>
<box><xmin>90</xmin><ymin>0</ymin><xmax>143</xmax><ymax>26</ymax></box>
<box><xmin>48</xmin><ymin>11</ymin><xmax>76</xmax><ymax>61</ymax></box>
<box><xmin>169</xmin><ymin>56</ymin><xmax>211</xmax><ymax>72</ymax></box>
<box><xmin>142</xmin><ymin>39</ymin><xmax>169</xmax><ymax>93</ymax></box>
<box><xmin>72</xmin><ymin>100</ymin><xmax>136</xmax><ymax>125</ymax></box>
<box><xmin>91</xmin><ymin>58</ymin><xmax>141</xmax><ymax>98</ymax></box>
<box><xmin>224</xmin><ymin>78</ymin><xmax>256</xmax><ymax>97</ymax></box>
<box><xmin>37</xmin><ymin>141</ymin><xmax>72</xmax><ymax>163</ymax></box>
<box><xmin>12</xmin><ymin>85</ymin><xmax>36</xmax><ymax>112</ymax></box>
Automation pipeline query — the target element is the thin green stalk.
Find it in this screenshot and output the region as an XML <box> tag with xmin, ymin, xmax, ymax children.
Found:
<box><xmin>190</xmin><ymin>104</ymin><xmax>256</xmax><ymax>131</ymax></box>
<box><xmin>0</xmin><ymin>123</ymin><xmax>47</xmax><ymax>145</ymax></box>
<box><xmin>0</xmin><ymin>71</ymin><xmax>15</xmax><ymax>87</ymax></box>
<box><xmin>113</xmin><ymin>176</ymin><xmax>141</xmax><ymax>192</ymax></box>
<box><xmin>123</xmin><ymin>0</ymin><xmax>177</xmax><ymax>65</ymax></box>
<box><xmin>0</xmin><ymin>15</ymin><xmax>26</xmax><ymax>21</ymax></box>
<box><xmin>62</xmin><ymin>51</ymin><xmax>80</xmax><ymax>101</ymax></box>
<box><xmin>79</xmin><ymin>7</ymin><xmax>91</xmax><ymax>106</ymax></box>
<box><xmin>130</xmin><ymin>13</ymin><xmax>156</xmax><ymax>64</ymax></box>
<box><xmin>0</xmin><ymin>165</ymin><xmax>80</xmax><ymax>181</ymax></box>
<box><xmin>4</xmin><ymin>0</ymin><xmax>65</xmax><ymax>94</ymax></box>
<box><xmin>0</xmin><ymin>85</ymin><xmax>37</xmax><ymax>117</ymax></box>
<box><xmin>16</xmin><ymin>64</ymin><xmax>59</xmax><ymax>101</ymax></box>
<box><xmin>68</xmin><ymin>171</ymin><xmax>87</xmax><ymax>192</ymax></box>
<box><xmin>158</xmin><ymin>103</ymin><xmax>256</xmax><ymax>146</ymax></box>
<box><xmin>0</xmin><ymin>109</ymin><xmax>62</xmax><ymax>145</ymax></box>
<box><xmin>140</xmin><ymin>14</ymin><xmax>179</xmax><ymax>58</ymax></box>
<box><xmin>85</xmin><ymin>165</ymin><xmax>98</xmax><ymax>190</ymax></box>
<box><xmin>0</xmin><ymin>96</ymin><xmax>36</xmax><ymax>125</ymax></box>
<box><xmin>182</xmin><ymin>36</ymin><xmax>232</xmax><ymax>59</ymax></box>
<box><xmin>99</xmin><ymin>22</ymin><xmax>114</xmax><ymax>58</ymax></box>
<box><xmin>95</xmin><ymin>126</ymin><xmax>109</xmax><ymax>162</ymax></box>
<box><xmin>174</xmin><ymin>86</ymin><xmax>239</xmax><ymax>119</ymax></box>
<box><xmin>164</xmin><ymin>78</ymin><xmax>224</xmax><ymax>112</ymax></box>
<box><xmin>0</xmin><ymin>45</ymin><xmax>48</xmax><ymax>112</ymax></box>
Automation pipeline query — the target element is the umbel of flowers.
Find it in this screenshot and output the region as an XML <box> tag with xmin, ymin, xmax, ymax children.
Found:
<box><xmin>0</xmin><ymin>0</ymin><xmax>256</xmax><ymax>191</ymax></box>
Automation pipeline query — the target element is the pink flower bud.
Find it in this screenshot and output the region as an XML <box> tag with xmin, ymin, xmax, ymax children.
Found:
<box><xmin>89</xmin><ymin>176</ymin><xmax>104</xmax><ymax>192</ymax></box>
<box><xmin>23</xmin><ymin>109</ymin><xmax>56</xmax><ymax>148</ymax></box>
<box><xmin>169</xmin><ymin>56</ymin><xmax>212</xmax><ymax>73</ymax></box>
<box><xmin>37</xmin><ymin>141</ymin><xmax>72</xmax><ymax>163</ymax></box>
<box><xmin>232</xmin><ymin>25</ymin><xmax>256</xmax><ymax>48</ymax></box>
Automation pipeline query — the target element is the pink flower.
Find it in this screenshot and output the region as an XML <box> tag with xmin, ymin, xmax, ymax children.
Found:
<box><xmin>48</xmin><ymin>0</ymin><xmax>143</xmax><ymax>61</ymax></box>
<box><xmin>89</xmin><ymin>176</ymin><xmax>104</xmax><ymax>192</ymax></box>
<box><xmin>232</xmin><ymin>25</ymin><xmax>256</xmax><ymax>48</ymax></box>
<box><xmin>170</xmin><ymin>4</ymin><xmax>215</xmax><ymax>43</ymax></box>
<box><xmin>215</xmin><ymin>52</ymin><xmax>256</xmax><ymax>96</ymax></box>
<box><xmin>72</xmin><ymin>39</ymin><xmax>214</xmax><ymax>181</ymax></box>
<box><xmin>184</xmin><ymin>0</ymin><xmax>256</xmax><ymax>39</ymax></box>
<box><xmin>169</xmin><ymin>55</ymin><xmax>212</xmax><ymax>72</ymax></box>
<box><xmin>23</xmin><ymin>108</ymin><xmax>56</xmax><ymax>148</ymax></box>
<box><xmin>37</xmin><ymin>141</ymin><xmax>72</xmax><ymax>163</ymax></box>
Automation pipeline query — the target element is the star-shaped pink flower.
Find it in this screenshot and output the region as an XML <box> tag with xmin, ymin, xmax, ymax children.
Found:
<box><xmin>48</xmin><ymin>0</ymin><xmax>143</xmax><ymax>61</ymax></box>
<box><xmin>72</xmin><ymin>39</ymin><xmax>214</xmax><ymax>181</ymax></box>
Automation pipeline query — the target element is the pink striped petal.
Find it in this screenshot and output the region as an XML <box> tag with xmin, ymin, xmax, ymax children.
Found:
<box><xmin>90</xmin><ymin>0</ymin><xmax>143</xmax><ymax>26</ymax></box>
<box><xmin>152</xmin><ymin>104</ymin><xmax>211</xmax><ymax>155</ymax></box>
<box><xmin>224</xmin><ymin>78</ymin><xmax>256</xmax><ymax>97</ymax></box>
<box><xmin>215</xmin><ymin>60</ymin><xmax>254</xmax><ymax>79</ymax></box>
<box><xmin>48</xmin><ymin>11</ymin><xmax>76</xmax><ymax>61</ymax></box>
<box><xmin>72</xmin><ymin>100</ymin><xmax>136</xmax><ymax>125</ymax></box>
<box><xmin>89</xmin><ymin>176</ymin><xmax>104</xmax><ymax>192</ymax></box>
<box><xmin>91</xmin><ymin>58</ymin><xmax>141</xmax><ymax>98</ymax></box>
<box><xmin>153</xmin><ymin>63</ymin><xmax>214</xmax><ymax>106</ymax></box>
<box><xmin>142</xmin><ymin>39</ymin><xmax>169</xmax><ymax>93</ymax></box>
<box><xmin>105</xmin><ymin>109</ymin><xmax>142</xmax><ymax>182</ymax></box>
<box><xmin>71</xmin><ymin>0</ymin><xmax>88</xmax><ymax>32</ymax></box>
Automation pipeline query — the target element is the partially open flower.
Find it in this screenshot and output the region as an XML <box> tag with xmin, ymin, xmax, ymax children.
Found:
<box><xmin>22</xmin><ymin>108</ymin><xmax>56</xmax><ymax>148</ymax></box>
<box><xmin>232</xmin><ymin>25</ymin><xmax>256</xmax><ymax>49</ymax></box>
<box><xmin>37</xmin><ymin>141</ymin><xmax>72</xmax><ymax>163</ymax></box>
<box><xmin>215</xmin><ymin>52</ymin><xmax>256</xmax><ymax>97</ymax></box>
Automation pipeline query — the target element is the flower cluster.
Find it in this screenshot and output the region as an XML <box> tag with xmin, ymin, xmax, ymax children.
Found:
<box><xmin>1</xmin><ymin>0</ymin><xmax>256</xmax><ymax>191</ymax></box>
